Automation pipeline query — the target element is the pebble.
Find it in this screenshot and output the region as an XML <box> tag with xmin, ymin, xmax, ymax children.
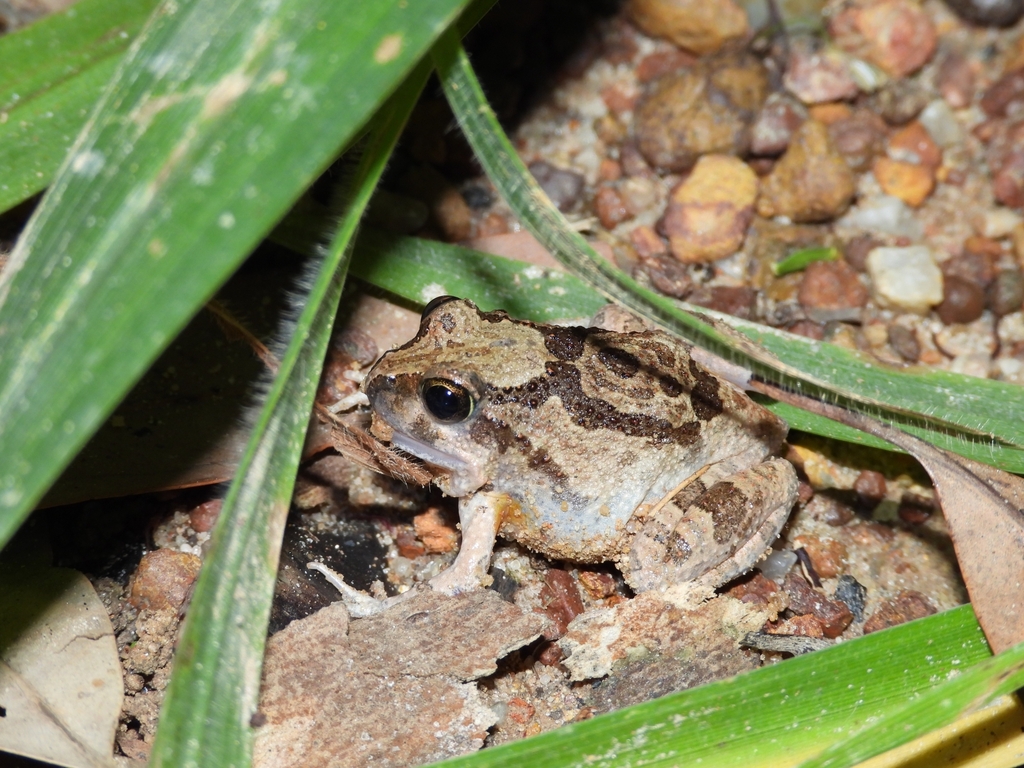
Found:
<box><xmin>980</xmin><ymin>207</ymin><xmax>1023</xmax><ymax>238</ymax></box>
<box><xmin>989</xmin><ymin>268</ymin><xmax>1024</xmax><ymax>314</ymax></box>
<box><xmin>626</xmin><ymin>0</ymin><xmax>748</xmax><ymax>54</ymax></box>
<box><xmin>662</xmin><ymin>154</ymin><xmax>758</xmax><ymax>262</ymax></box>
<box><xmin>934</xmin><ymin>315</ymin><xmax>997</xmax><ymax>356</ymax></box>
<box><xmin>937</xmin><ymin>275</ymin><xmax>986</xmax><ymax>323</ymax></box>
<box><xmin>539</xmin><ymin>568</ymin><xmax>585</xmax><ymax>636</ymax></box>
<box><xmin>635</xmin><ymin>48</ymin><xmax>697</xmax><ymax>82</ymax></box>
<box><xmin>981</xmin><ymin>69</ymin><xmax>1024</xmax><ymax>117</ymax></box>
<box><xmin>872</xmin><ymin>156</ymin><xmax>935</xmax><ymax>207</ymax></box>
<box><xmin>869</xmin><ymin>78</ymin><xmax>931</xmax><ymax>125</ymax></box>
<box><xmin>843</xmin><ymin>233</ymin><xmax>881</xmax><ymax>271</ymax></box>
<box><xmin>398</xmin><ymin>164</ymin><xmax>472</xmax><ymax>241</ymax></box>
<box><xmin>829</xmin><ymin>0</ymin><xmax>937</xmax><ymax>78</ymax></box>
<box><xmin>750</xmin><ymin>93</ymin><xmax>806</xmax><ymax>156</ymax></box>
<box><xmin>917</xmin><ymin>100</ymin><xmax>962</xmax><ymax>148</ymax></box>
<box><xmin>888</xmin><ymin>121</ymin><xmax>942</xmax><ymax>168</ymax></box>
<box><xmin>827</xmin><ymin>109</ymin><xmax>887</xmax><ymax>172</ymax></box>
<box><xmin>639</xmin><ymin>253</ymin><xmax>693</xmax><ymax>297</ymax></box>
<box><xmin>757</xmin><ymin>120</ymin><xmax>857</xmax><ymax>222</ymax></box>
<box><xmin>687</xmin><ymin>285</ymin><xmax>757</xmax><ymax>318</ymax></box>
<box><xmin>888</xmin><ymin>323</ymin><xmax>921</xmax><ymax>360</ymax></box>
<box><xmin>529</xmin><ymin>161</ymin><xmax>585</xmax><ymax>212</ymax></box>
<box><xmin>594</xmin><ymin>186</ymin><xmax>632</xmax><ymax>229</ymax></box>
<box><xmin>837</xmin><ymin>195</ymin><xmax>924</xmax><ymax>239</ymax></box>
<box><xmin>863</xmin><ymin>590</ymin><xmax>936</xmax><ymax>633</ymax></box>
<box><xmin>629</xmin><ymin>224</ymin><xmax>669</xmax><ymax>257</ymax></box>
<box><xmin>985</xmin><ymin>120</ymin><xmax>1024</xmax><ymax>207</ymax></box>
<box><xmin>633</xmin><ymin>53</ymin><xmax>769</xmax><ymax>172</ymax></box>
<box><xmin>945</xmin><ymin>0</ymin><xmax>1024</xmax><ymax>27</ymax></box>
<box><xmin>944</xmin><ymin>250</ymin><xmax>996</xmax><ymax>288</ymax></box>
<box><xmin>866</xmin><ymin>245</ymin><xmax>944</xmax><ymax>313</ymax></box>
<box><xmin>188</xmin><ymin>500</ymin><xmax>222</xmax><ymax>533</ymax></box>
<box><xmin>798</xmin><ymin>259</ymin><xmax>869</xmax><ymax>321</ymax></box>
<box><xmin>783</xmin><ymin>38</ymin><xmax>861</xmax><ymax>104</ymax></box>
<box><xmin>413</xmin><ymin>508</ymin><xmax>459</xmax><ymax>554</ymax></box>
<box><xmin>129</xmin><ymin>549</ymin><xmax>202</xmax><ymax>611</ymax></box>
<box><xmin>790</xmin><ymin>535</ymin><xmax>849</xmax><ymax>579</ymax></box>
<box><xmin>936</xmin><ymin>51</ymin><xmax>975</xmax><ymax>109</ymax></box>
<box><xmin>782</xmin><ymin>572</ymin><xmax>853</xmax><ymax>638</ymax></box>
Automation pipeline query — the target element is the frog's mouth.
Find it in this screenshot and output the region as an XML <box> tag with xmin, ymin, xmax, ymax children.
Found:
<box><xmin>386</xmin><ymin>426</ymin><xmax>486</xmax><ymax>496</ymax></box>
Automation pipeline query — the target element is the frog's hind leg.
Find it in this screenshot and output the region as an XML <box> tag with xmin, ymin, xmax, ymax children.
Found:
<box><xmin>622</xmin><ymin>457</ymin><xmax>798</xmax><ymax>593</ymax></box>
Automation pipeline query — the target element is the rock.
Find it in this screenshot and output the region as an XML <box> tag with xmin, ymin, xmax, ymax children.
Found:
<box><xmin>936</xmin><ymin>51</ymin><xmax>975</xmax><ymax>109</ymax></box>
<box><xmin>635</xmin><ymin>48</ymin><xmax>698</xmax><ymax>82</ymax></box>
<box><xmin>129</xmin><ymin>549</ymin><xmax>202</xmax><ymax>612</ymax></box>
<box><xmin>981</xmin><ymin>69</ymin><xmax>1024</xmax><ymax>117</ymax></box>
<box><xmin>629</xmin><ymin>224</ymin><xmax>669</xmax><ymax>257</ymax></box>
<box><xmin>836</xmin><ymin>195</ymin><xmax>924</xmax><ymax>239</ymax></box>
<box><xmin>888</xmin><ymin>121</ymin><xmax>942</xmax><ymax>169</ymax></box>
<box><xmin>757</xmin><ymin>120</ymin><xmax>856</xmax><ymax>222</ymax></box>
<box><xmin>634</xmin><ymin>53</ymin><xmax>769</xmax><ymax>172</ymax></box>
<box><xmin>639</xmin><ymin>253</ymin><xmax>694</xmax><ymax>297</ymax></box>
<box><xmin>843</xmin><ymin>233</ymin><xmax>881</xmax><ymax>272</ymax></box>
<box><xmin>888</xmin><ymin>323</ymin><xmax>921</xmax><ymax>360</ymax></box>
<box><xmin>944</xmin><ymin>250</ymin><xmax>996</xmax><ymax>288</ymax></box>
<box><xmin>750</xmin><ymin>93</ymin><xmax>807</xmax><ymax>156</ymax></box>
<box><xmin>529</xmin><ymin>161</ymin><xmax>585</xmax><ymax>212</ymax></box>
<box><xmin>687</xmin><ymin>285</ymin><xmax>757</xmax><ymax>318</ymax></box>
<box><xmin>626</xmin><ymin>0</ymin><xmax>748</xmax><ymax>55</ymax></box>
<box><xmin>866</xmin><ymin>245</ymin><xmax>944</xmax><ymax>313</ymax></box>
<box><xmin>863</xmin><ymin>590</ymin><xmax>936</xmax><ymax>633</ymax></box>
<box><xmin>662</xmin><ymin>154</ymin><xmax>758</xmax><ymax>262</ymax></box>
<box><xmin>872</xmin><ymin>156</ymin><xmax>935</xmax><ymax>207</ymax></box>
<box><xmin>783</xmin><ymin>38</ymin><xmax>861</xmax><ymax>104</ymax></box>
<box><xmin>984</xmin><ymin>119</ymin><xmax>1024</xmax><ymax>208</ymax></box>
<box><xmin>827</xmin><ymin>108</ymin><xmax>887</xmax><ymax>172</ymax></box>
<box><xmin>869</xmin><ymin>78</ymin><xmax>931</xmax><ymax>125</ymax></box>
<box><xmin>943</xmin><ymin>0</ymin><xmax>1024</xmax><ymax>26</ymax></box>
<box><xmin>829</xmin><ymin>0</ymin><xmax>937</xmax><ymax>78</ymax></box>
<box><xmin>594</xmin><ymin>186</ymin><xmax>632</xmax><ymax>229</ymax></box>
<box><xmin>798</xmin><ymin>259</ymin><xmax>869</xmax><ymax>321</ymax></box>
<box><xmin>989</xmin><ymin>268</ymin><xmax>1024</xmax><ymax>315</ymax></box>
<box><xmin>188</xmin><ymin>500</ymin><xmax>221</xmax><ymax>533</ymax></box>
<box><xmin>918</xmin><ymin>100</ymin><xmax>963</xmax><ymax>148</ymax></box>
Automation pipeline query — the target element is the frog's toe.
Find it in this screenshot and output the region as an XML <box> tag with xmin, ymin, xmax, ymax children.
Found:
<box><xmin>306</xmin><ymin>561</ymin><xmax>404</xmax><ymax>618</ymax></box>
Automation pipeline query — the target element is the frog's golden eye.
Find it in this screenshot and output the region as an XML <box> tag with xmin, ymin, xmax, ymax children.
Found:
<box><xmin>420</xmin><ymin>377</ymin><xmax>474</xmax><ymax>423</ymax></box>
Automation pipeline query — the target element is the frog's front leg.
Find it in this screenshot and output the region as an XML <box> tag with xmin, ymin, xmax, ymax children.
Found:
<box><xmin>428</xmin><ymin>490</ymin><xmax>502</xmax><ymax>594</ymax></box>
<box><xmin>622</xmin><ymin>457</ymin><xmax>799</xmax><ymax>593</ymax></box>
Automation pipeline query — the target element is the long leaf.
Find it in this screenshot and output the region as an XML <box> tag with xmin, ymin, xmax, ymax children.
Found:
<box><xmin>149</xmin><ymin>55</ymin><xmax>430</xmax><ymax>768</ymax></box>
<box><xmin>0</xmin><ymin>0</ymin><xmax>479</xmax><ymax>549</ymax></box>
<box><xmin>0</xmin><ymin>0</ymin><xmax>159</xmax><ymax>213</ymax></box>
<box><xmin>429</xmin><ymin>32</ymin><xmax>1024</xmax><ymax>455</ymax></box>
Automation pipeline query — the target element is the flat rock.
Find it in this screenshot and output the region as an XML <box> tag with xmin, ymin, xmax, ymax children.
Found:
<box><xmin>866</xmin><ymin>245</ymin><xmax>944</xmax><ymax>313</ymax></box>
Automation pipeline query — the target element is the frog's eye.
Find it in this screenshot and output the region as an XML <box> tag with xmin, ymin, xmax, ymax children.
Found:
<box><xmin>421</xmin><ymin>295</ymin><xmax>460</xmax><ymax>321</ymax></box>
<box><xmin>420</xmin><ymin>377</ymin><xmax>474</xmax><ymax>423</ymax></box>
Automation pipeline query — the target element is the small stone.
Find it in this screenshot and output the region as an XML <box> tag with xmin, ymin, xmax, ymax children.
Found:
<box><xmin>783</xmin><ymin>572</ymin><xmax>853</xmax><ymax>638</ymax></box>
<box><xmin>853</xmin><ymin>469</ymin><xmax>887</xmax><ymax>503</ymax></box>
<box><xmin>750</xmin><ymin>93</ymin><xmax>807</xmax><ymax>156</ymax></box>
<box><xmin>725</xmin><ymin>573</ymin><xmax>782</xmax><ymax>607</ymax></box>
<box><xmin>577</xmin><ymin>570</ymin><xmax>618</xmax><ymax>599</ymax></box>
<box><xmin>870</xmin><ymin>78</ymin><xmax>931</xmax><ymax>125</ymax></box>
<box><xmin>129</xmin><ymin>549</ymin><xmax>202</xmax><ymax>611</ymax></box>
<box><xmin>809</xmin><ymin>103</ymin><xmax>853</xmax><ymax>124</ymax></box>
<box><xmin>981</xmin><ymin>208</ymin><xmax>1023</xmax><ymax>239</ymax></box>
<box><xmin>601</xmin><ymin>85</ymin><xmax>636</xmax><ymax>115</ymax></box>
<box><xmin>640</xmin><ymin>253</ymin><xmax>693</xmax><ymax>298</ymax></box>
<box><xmin>866</xmin><ymin>246</ymin><xmax>944</xmax><ymax>313</ymax></box>
<box><xmin>843</xmin><ymin>234</ymin><xmax>881</xmax><ymax>272</ymax></box>
<box><xmin>413</xmin><ymin>507</ymin><xmax>459</xmax><ymax>554</ymax></box>
<box><xmin>788</xmin><ymin>319</ymin><xmax>826</xmax><ymax>339</ymax></box>
<box><xmin>937</xmin><ymin>275</ymin><xmax>986</xmax><ymax>324</ymax></box>
<box><xmin>872</xmin><ymin>157</ymin><xmax>935</xmax><ymax>207</ymax></box>
<box><xmin>635</xmin><ymin>49</ymin><xmax>698</xmax><ymax>82</ymax></box>
<box><xmin>630</xmin><ymin>224</ymin><xmax>668</xmax><ymax>257</ymax></box>
<box><xmin>837</xmin><ymin>195</ymin><xmax>924</xmax><ymax>239</ymax></box>
<box><xmin>461</xmin><ymin>184</ymin><xmax>493</xmax><ymax>210</ymax></box>
<box><xmin>398</xmin><ymin>164</ymin><xmax>472</xmax><ymax>241</ymax></box>
<box><xmin>598</xmin><ymin>158</ymin><xmax>622</xmax><ymax>182</ymax></box>
<box><xmin>594</xmin><ymin>186</ymin><xmax>632</xmax><ymax>229</ymax></box>
<box><xmin>766</xmin><ymin>614</ymin><xmax>826</xmax><ymax>637</ymax></box>
<box><xmin>688</xmin><ymin>285</ymin><xmax>756</xmax><ymax>318</ymax></box>
<box><xmin>620</xmin><ymin>142</ymin><xmax>653</xmax><ymax>177</ymax></box>
<box><xmin>888</xmin><ymin>121</ymin><xmax>942</xmax><ymax>169</ymax></box>
<box><xmin>476</xmin><ymin>212</ymin><xmax>508</xmax><ymax>237</ymax></box>
<box><xmin>189</xmin><ymin>499</ymin><xmax>222</xmax><ymax>533</ymax></box>
<box><xmin>988</xmin><ymin>121</ymin><xmax>1024</xmax><ymax>208</ymax></box>
<box><xmin>935</xmin><ymin>315</ymin><xmax>998</xmax><ymax>357</ymax></box>
<box><xmin>634</xmin><ymin>54</ymin><xmax>769</xmax><ymax>172</ymax></box>
<box><xmin>989</xmin><ymin>269</ymin><xmax>1024</xmax><ymax>315</ymax></box>
<box><xmin>757</xmin><ymin>120</ymin><xmax>856</xmax><ymax>222</ymax></box>
<box><xmin>888</xmin><ymin>323</ymin><xmax>921</xmax><ymax>361</ymax></box>
<box><xmin>663</xmin><ymin>154</ymin><xmax>758</xmax><ymax>262</ymax></box>
<box><xmin>627</xmin><ymin>0</ymin><xmax>748</xmax><ymax>55</ymax></box>
<box><xmin>937</xmin><ymin>51</ymin><xmax>975</xmax><ymax>109</ymax></box>
<box><xmin>529</xmin><ymin>161</ymin><xmax>585</xmax><ymax>212</ymax></box>
<box><xmin>790</xmin><ymin>535</ymin><xmax>848</xmax><ymax>579</ymax></box>
<box><xmin>863</xmin><ymin>590</ymin><xmax>936</xmax><ymax>633</ymax></box>
<box><xmin>898</xmin><ymin>496</ymin><xmax>933</xmax><ymax>524</ymax></box>
<box><xmin>834</xmin><ymin>575</ymin><xmax>868</xmax><ymax>622</ymax></box>
<box><xmin>981</xmin><ymin>69</ymin><xmax>1024</xmax><ymax>117</ymax></box>
<box><xmin>827</xmin><ymin>109</ymin><xmax>887</xmax><ymax>172</ymax></box>
<box><xmin>829</xmin><ymin>0</ymin><xmax>937</xmax><ymax>78</ymax></box>
<box><xmin>783</xmin><ymin>38</ymin><xmax>860</xmax><ymax>104</ymax></box>
<box><xmin>918</xmin><ymin>100</ymin><xmax>963</xmax><ymax>148</ymax></box>
<box><xmin>798</xmin><ymin>260</ymin><xmax>869</xmax><ymax>321</ymax></box>
<box><xmin>618</xmin><ymin>175</ymin><xmax>660</xmax><ymax>215</ymax></box>
<box><xmin>945</xmin><ymin>0</ymin><xmax>1024</xmax><ymax>25</ymax></box>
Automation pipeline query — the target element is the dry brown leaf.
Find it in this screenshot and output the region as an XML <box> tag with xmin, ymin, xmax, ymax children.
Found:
<box><xmin>752</xmin><ymin>381</ymin><xmax>1024</xmax><ymax>653</ymax></box>
<box><xmin>254</xmin><ymin>589</ymin><xmax>545</xmax><ymax>768</ymax></box>
<box><xmin>0</xmin><ymin>566</ymin><xmax>123</xmax><ymax>768</ymax></box>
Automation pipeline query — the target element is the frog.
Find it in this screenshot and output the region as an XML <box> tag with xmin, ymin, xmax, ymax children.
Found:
<box><xmin>345</xmin><ymin>295</ymin><xmax>800</xmax><ymax>606</ymax></box>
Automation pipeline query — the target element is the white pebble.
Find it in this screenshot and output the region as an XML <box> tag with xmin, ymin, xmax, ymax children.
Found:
<box><xmin>866</xmin><ymin>246</ymin><xmax>944</xmax><ymax>313</ymax></box>
<box><xmin>981</xmin><ymin>208</ymin><xmax>1023</xmax><ymax>239</ymax></box>
<box><xmin>838</xmin><ymin>195</ymin><xmax>924</xmax><ymax>239</ymax></box>
<box><xmin>918</xmin><ymin>100</ymin><xmax>962</xmax><ymax>148</ymax></box>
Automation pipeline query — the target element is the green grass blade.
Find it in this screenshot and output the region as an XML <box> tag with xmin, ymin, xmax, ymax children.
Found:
<box><xmin>0</xmin><ymin>0</ymin><xmax>479</xmax><ymax>550</ymax></box>
<box><xmin>430</xmin><ymin>32</ymin><xmax>1024</xmax><ymax>454</ymax></box>
<box><xmin>149</xmin><ymin>60</ymin><xmax>428</xmax><ymax>768</ymax></box>
<box><xmin>0</xmin><ymin>0</ymin><xmax>159</xmax><ymax>212</ymax></box>
<box><xmin>347</xmin><ymin>232</ymin><xmax>1024</xmax><ymax>473</ymax></box>
<box><xmin>428</xmin><ymin>606</ymin><xmax>995</xmax><ymax>767</ymax></box>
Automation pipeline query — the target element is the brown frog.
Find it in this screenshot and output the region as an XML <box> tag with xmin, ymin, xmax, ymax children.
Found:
<box><xmin>357</xmin><ymin>297</ymin><xmax>799</xmax><ymax>601</ymax></box>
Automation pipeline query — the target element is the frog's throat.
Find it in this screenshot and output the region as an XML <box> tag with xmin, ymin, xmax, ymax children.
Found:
<box><xmin>387</xmin><ymin>430</ymin><xmax>475</xmax><ymax>483</ymax></box>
